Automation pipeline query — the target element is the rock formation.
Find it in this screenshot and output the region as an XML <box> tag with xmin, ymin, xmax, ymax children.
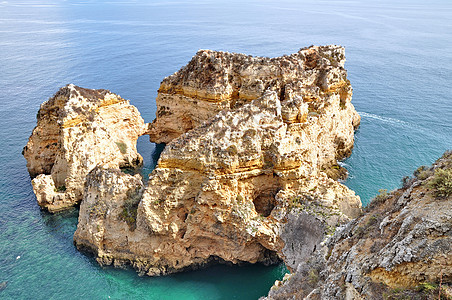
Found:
<box><xmin>148</xmin><ymin>45</ymin><xmax>361</xmax><ymax>147</ymax></box>
<box><xmin>73</xmin><ymin>46</ymin><xmax>362</xmax><ymax>276</ymax></box>
<box><xmin>266</xmin><ymin>151</ymin><xmax>452</xmax><ymax>300</ymax></box>
<box><xmin>23</xmin><ymin>84</ymin><xmax>146</xmax><ymax>212</ymax></box>
<box><xmin>25</xmin><ymin>46</ymin><xmax>452</xmax><ymax>299</ymax></box>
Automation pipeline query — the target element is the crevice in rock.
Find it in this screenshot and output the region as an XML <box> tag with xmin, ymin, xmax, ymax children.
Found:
<box><xmin>253</xmin><ymin>187</ymin><xmax>280</xmax><ymax>217</ymax></box>
<box><xmin>260</xmin><ymin>248</ymin><xmax>282</xmax><ymax>266</ymax></box>
<box><xmin>279</xmin><ymin>85</ymin><xmax>286</xmax><ymax>101</ymax></box>
<box><xmin>120</xmin><ymin>136</ymin><xmax>165</xmax><ymax>183</ymax></box>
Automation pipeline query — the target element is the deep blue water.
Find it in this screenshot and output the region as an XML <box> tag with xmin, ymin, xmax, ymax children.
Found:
<box><xmin>1</xmin><ymin>0</ymin><xmax>451</xmax><ymax>299</ymax></box>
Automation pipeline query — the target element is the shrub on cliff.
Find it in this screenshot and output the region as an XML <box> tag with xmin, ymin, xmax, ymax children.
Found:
<box><xmin>428</xmin><ymin>168</ymin><xmax>452</xmax><ymax>198</ymax></box>
<box><xmin>414</xmin><ymin>166</ymin><xmax>432</xmax><ymax>180</ymax></box>
<box><xmin>115</xmin><ymin>141</ymin><xmax>127</xmax><ymax>154</ymax></box>
<box><xmin>366</xmin><ymin>189</ymin><xmax>390</xmax><ymax>211</ymax></box>
<box><xmin>119</xmin><ymin>187</ymin><xmax>142</xmax><ymax>230</ymax></box>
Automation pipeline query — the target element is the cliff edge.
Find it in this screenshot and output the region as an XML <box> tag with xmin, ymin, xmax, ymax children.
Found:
<box><xmin>266</xmin><ymin>151</ymin><xmax>452</xmax><ymax>299</ymax></box>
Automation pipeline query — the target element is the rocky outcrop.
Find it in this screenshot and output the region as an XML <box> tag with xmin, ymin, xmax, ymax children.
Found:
<box><xmin>23</xmin><ymin>84</ymin><xmax>146</xmax><ymax>212</ymax></box>
<box><xmin>266</xmin><ymin>151</ymin><xmax>452</xmax><ymax>300</ymax></box>
<box><xmin>73</xmin><ymin>166</ymin><xmax>145</xmax><ymax>262</ymax></box>
<box><xmin>25</xmin><ymin>47</ymin><xmax>451</xmax><ymax>300</ymax></box>
<box><xmin>74</xmin><ymin>46</ymin><xmax>362</xmax><ymax>276</ymax></box>
<box><xmin>148</xmin><ymin>45</ymin><xmax>360</xmax><ymax>147</ymax></box>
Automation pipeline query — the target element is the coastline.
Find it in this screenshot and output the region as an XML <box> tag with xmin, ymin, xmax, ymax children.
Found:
<box><xmin>1</xmin><ymin>1</ymin><xmax>451</xmax><ymax>298</ymax></box>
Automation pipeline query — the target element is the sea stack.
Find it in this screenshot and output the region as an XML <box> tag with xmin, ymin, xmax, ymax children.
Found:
<box><xmin>25</xmin><ymin>45</ymin><xmax>362</xmax><ymax>277</ymax></box>
<box><xmin>23</xmin><ymin>84</ymin><xmax>146</xmax><ymax>212</ymax></box>
<box><xmin>74</xmin><ymin>45</ymin><xmax>362</xmax><ymax>275</ymax></box>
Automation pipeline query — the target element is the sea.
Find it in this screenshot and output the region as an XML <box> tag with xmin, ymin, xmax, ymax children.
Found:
<box><xmin>0</xmin><ymin>0</ymin><xmax>451</xmax><ymax>299</ymax></box>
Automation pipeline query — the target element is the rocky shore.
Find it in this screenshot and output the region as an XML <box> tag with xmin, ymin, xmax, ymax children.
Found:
<box><xmin>265</xmin><ymin>151</ymin><xmax>452</xmax><ymax>299</ymax></box>
<box><xmin>23</xmin><ymin>45</ymin><xmax>450</xmax><ymax>299</ymax></box>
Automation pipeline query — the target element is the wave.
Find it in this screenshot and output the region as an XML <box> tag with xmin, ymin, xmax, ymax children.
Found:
<box><xmin>358</xmin><ymin>111</ymin><xmax>415</xmax><ymax>128</ymax></box>
<box><xmin>358</xmin><ymin>111</ymin><xmax>448</xmax><ymax>141</ymax></box>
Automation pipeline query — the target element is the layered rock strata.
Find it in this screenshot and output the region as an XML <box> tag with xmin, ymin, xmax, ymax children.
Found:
<box><xmin>73</xmin><ymin>46</ymin><xmax>362</xmax><ymax>275</ymax></box>
<box><xmin>148</xmin><ymin>45</ymin><xmax>361</xmax><ymax>149</ymax></box>
<box><xmin>23</xmin><ymin>84</ymin><xmax>146</xmax><ymax>212</ymax></box>
<box><xmin>266</xmin><ymin>151</ymin><xmax>452</xmax><ymax>300</ymax></box>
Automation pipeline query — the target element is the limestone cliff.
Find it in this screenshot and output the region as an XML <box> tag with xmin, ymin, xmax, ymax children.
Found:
<box><xmin>148</xmin><ymin>45</ymin><xmax>360</xmax><ymax>148</ymax></box>
<box><xmin>25</xmin><ymin>47</ymin><xmax>451</xmax><ymax>299</ymax></box>
<box><xmin>23</xmin><ymin>84</ymin><xmax>146</xmax><ymax>212</ymax></box>
<box><xmin>266</xmin><ymin>151</ymin><xmax>452</xmax><ymax>300</ymax></box>
<box><xmin>74</xmin><ymin>46</ymin><xmax>362</xmax><ymax>276</ymax></box>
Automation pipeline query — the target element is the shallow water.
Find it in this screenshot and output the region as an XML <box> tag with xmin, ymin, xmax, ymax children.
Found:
<box><xmin>0</xmin><ymin>0</ymin><xmax>451</xmax><ymax>299</ymax></box>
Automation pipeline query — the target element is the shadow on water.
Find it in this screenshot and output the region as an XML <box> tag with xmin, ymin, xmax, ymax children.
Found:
<box><xmin>40</xmin><ymin>207</ymin><xmax>79</xmax><ymax>242</ymax></box>
<box><xmin>92</xmin><ymin>257</ymin><xmax>288</xmax><ymax>300</ymax></box>
<box><xmin>139</xmin><ymin>138</ymin><xmax>165</xmax><ymax>182</ymax></box>
<box><xmin>151</xmin><ymin>143</ymin><xmax>166</xmax><ymax>170</ymax></box>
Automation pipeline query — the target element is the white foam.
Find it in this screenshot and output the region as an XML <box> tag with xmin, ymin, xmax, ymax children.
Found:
<box><xmin>358</xmin><ymin>111</ymin><xmax>413</xmax><ymax>128</ymax></box>
<box><xmin>358</xmin><ymin>111</ymin><xmax>446</xmax><ymax>141</ymax></box>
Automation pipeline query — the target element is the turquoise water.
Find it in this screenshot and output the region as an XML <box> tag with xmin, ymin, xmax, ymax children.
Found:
<box><xmin>1</xmin><ymin>0</ymin><xmax>451</xmax><ymax>299</ymax></box>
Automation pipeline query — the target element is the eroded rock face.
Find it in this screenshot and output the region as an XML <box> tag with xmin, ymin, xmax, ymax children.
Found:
<box><xmin>148</xmin><ymin>45</ymin><xmax>360</xmax><ymax>145</ymax></box>
<box><xmin>266</xmin><ymin>152</ymin><xmax>452</xmax><ymax>300</ymax></box>
<box><xmin>74</xmin><ymin>46</ymin><xmax>362</xmax><ymax>275</ymax></box>
<box><xmin>27</xmin><ymin>46</ymin><xmax>362</xmax><ymax>278</ymax></box>
<box><xmin>23</xmin><ymin>84</ymin><xmax>146</xmax><ymax>212</ymax></box>
<box><xmin>74</xmin><ymin>166</ymin><xmax>145</xmax><ymax>263</ymax></box>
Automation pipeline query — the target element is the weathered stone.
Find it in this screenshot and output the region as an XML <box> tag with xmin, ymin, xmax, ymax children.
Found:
<box><xmin>23</xmin><ymin>84</ymin><xmax>146</xmax><ymax>211</ymax></box>
<box><xmin>148</xmin><ymin>45</ymin><xmax>360</xmax><ymax>144</ymax></box>
<box><xmin>73</xmin><ymin>166</ymin><xmax>145</xmax><ymax>265</ymax></box>
<box><xmin>74</xmin><ymin>46</ymin><xmax>362</xmax><ymax>275</ymax></box>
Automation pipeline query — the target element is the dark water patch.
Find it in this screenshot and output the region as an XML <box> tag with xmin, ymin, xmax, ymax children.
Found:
<box><xmin>40</xmin><ymin>207</ymin><xmax>79</xmax><ymax>241</ymax></box>
<box><xmin>151</xmin><ymin>143</ymin><xmax>166</xmax><ymax>167</ymax></box>
<box><xmin>88</xmin><ymin>260</ymin><xmax>288</xmax><ymax>300</ymax></box>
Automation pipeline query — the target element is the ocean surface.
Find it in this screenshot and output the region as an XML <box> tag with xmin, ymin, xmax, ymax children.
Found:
<box><xmin>0</xmin><ymin>0</ymin><xmax>451</xmax><ymax>299</ymax></box>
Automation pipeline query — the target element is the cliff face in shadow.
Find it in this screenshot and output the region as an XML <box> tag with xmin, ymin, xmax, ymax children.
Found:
<box><xmin>265</xmin><ymin>151</ymin><xmax>452</xmax><ymax>300</ymax></box>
